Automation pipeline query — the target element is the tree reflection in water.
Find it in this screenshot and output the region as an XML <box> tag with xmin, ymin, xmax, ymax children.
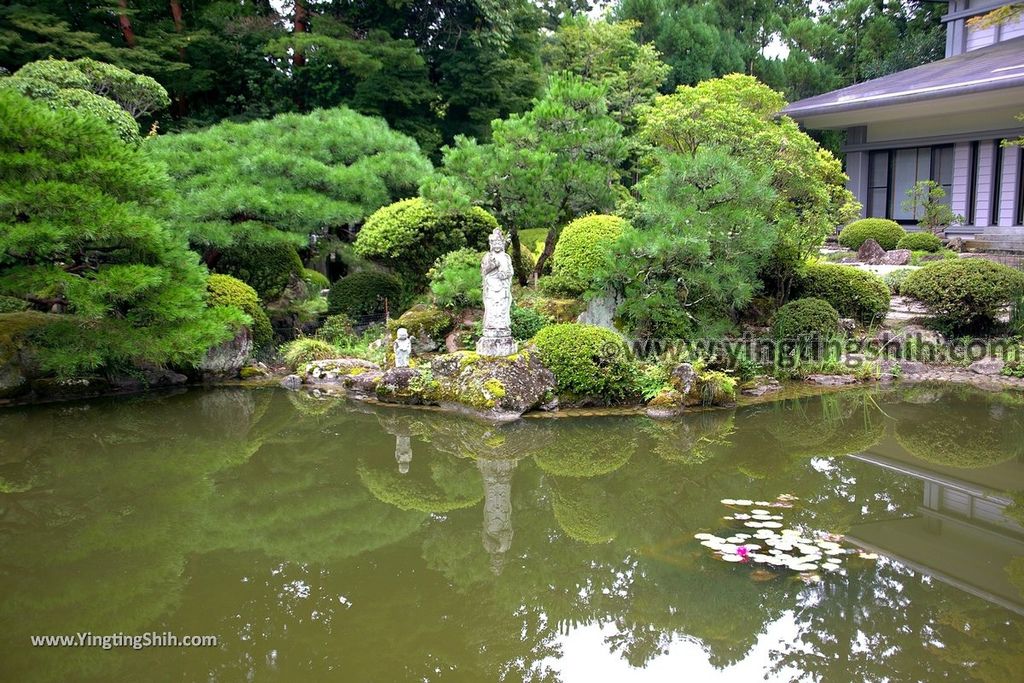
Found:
<box><xmin>0</xmin><ymin>386</ymin><xmax>1022</xmax><ymax>681</ymax></box>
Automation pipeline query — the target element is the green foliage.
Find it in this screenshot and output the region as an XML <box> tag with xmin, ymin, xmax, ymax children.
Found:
<box><xmin>147</xmin><ymin>107</ymin><xmax>432</xmax><ymax>254</ymax></box>
<box><xmin>215</xmin><ymin>243</ymin><xmax>303</xmax><ymax>302</ymax></box>
<box><xmin>428</xmin><ymin>249</ymin><xmax>483</xmax><ymax>309</ymax></box>
<box><xmin>533</xmin><ymin>323</ymin><xmax>636</xmax><ymax>399</ymax></box>
<box><xmin>280</xmin><ymin>337</ymin><xmax>339</xmax><ymax>371</ymax></box>
<box><xmin>902</xmin><ymin>180</ymin><xmax>962</xmax><ymax>234</ymax></box>
<box><xmin>317</xmin><ymin>314</ymin><xmax>356</xmax><ymax>345</ymax></box>
<box><xmin>302</xmin><ymin>269</ymin><xmax>330</xmax><ymax>291</ymax></box>
<box><xmin>796</xmin><ymin>262</ymin><xmax>891</xmax><ymax>324</ymax></box>
<box><xmin>771</xmin><ymin>297</ymin><xmax>839</xmax><ymax>340</ymax></box>
<box><xmin>838</xmin><ymin>218</ymin><xmax>906</xmax><ymax>250</ymax></box>
<box><xmin>896</xmin><ymin>419</ymin><xmax>1021</xmax><ymax>469</ymax></box>
<box><xmin>551</xmin><ymin>214</ymin><xmax>628</xmax><ymax>295</ymax></box>
<box><xmin>901</xmin><ymin>259</ymin><xmax>1024</xmax><ymax>334</ymax></box>
<box><xmin>510</xmin><ymin>305</ymin><xmax>551</xmax><ymax>340</ymax></box>
<box><xmin>637</xmin><ymin>74</ymin><xmax>858</xmax><ymax>302</ymax></box>
<box><xmin>327</xmin><ymin>271</ymin><xmax>404</xmax><ymax>319</ymax></box>
<box><xmin>541</xmin><ymin>18</ymin><xmax>669</xmax><ymax>130</ymax></box>
<box><xmin>424</xmin><ymin>73</ymin><xmax>627</xmax><ymax>281</ymax></box>
<box><xmin>0</xmin><ymin>294</ymin><xmax>28</xmax><ymax>313</ymax></box>
<box><xmin>355</xmin><ymin>198</ymin><xmax>497</xmax><ymax>285</ymax></box>
<box><xmin>896</xmin><ymin>232</ymin><xmax>942</xmax><ymax>252</ymax></box>
<box><xmin>0</xmin><ymin>90</ymin><xmax>240</xmax><ymax>377</ymax></box>
<box><xmin>597</xmin><ymin>147</ymin><xmax>776</xmax><ymax>339</ymax></box>
<box><xmin>883</xmin><ymin>268</ymin><xmax>917</xmax><ymax>296</ymax></box>
<box><xmin>206</xmin><ymin>274</ymin><xmax>273</xmax><ymax>351</ymax></box>
<box><xmin>0</xmin><ymin>57</ymin><xmax>168</xmax><ymax>144</ymax></box>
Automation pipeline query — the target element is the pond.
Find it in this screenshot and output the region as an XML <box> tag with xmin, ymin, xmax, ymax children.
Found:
<box><xmin>1</xmin><ymin>385</ymin><xmax>1023</xmax><ymax>682</ymax></box>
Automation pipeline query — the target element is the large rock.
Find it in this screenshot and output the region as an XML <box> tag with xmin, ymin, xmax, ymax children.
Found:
<box><xmin>199</xmin><ymin>327</ymin><xmax>252</xmax><ymax>378</ymax></box>
<box><xmin>429</xmin><ymin>350</ymin><xmax>556</xmax><ymax>421</ymax></box>
<box><xmin>0</xmin><ymin>312</ymin><xmax>53</xmax><ymax>399</ymax></box>
<box><xmin>805</xmin><ymin>374</ymin><xmax>859</xmax><ymax>386</ymax></box>
<box><xmin>389</xmin><ymin>305</ymin><xmax>454</xmax><ymax>354</ymax></box>
<box><xmin>645</xmin><ymin>363</ymin><xmax>737</xmax><ymax>417</ymax></box>
<box><xmin>857</xmin><ymin>238</ymin><xmax>888</xmax><ymax>264</ymax></box>
<box><xmin>371</xmin><ymin>349</ymin><xmax>556</xmax><ymax>421</ymax></box>
<box><xmin>880</xmin><ymin>249</ymin><xmax>911</xmax><ymax>266</ymax></box>
<box><xmin>302</xmin><ymin>357</ymin><xmax>380</xmax><ymax>383</ymax></box>
<box><xmin>968</xmin><ymin>358</ymin><xmax>1005</xmax><ymax>376</ymax></box>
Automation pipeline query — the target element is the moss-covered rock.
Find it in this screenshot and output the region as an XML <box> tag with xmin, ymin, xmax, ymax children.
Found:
<box><xmin>0</xmin><ymin>312</ymin><xmax>55</xmax><ymax>398</ymax></box>
<box><xmin>524</xmin><ymin>297</ymin><xmax>585</xmax><ymax>323</ymax></box>
<box><xmin>388</xmin><ymin>304</ymin><xmax>455</xmax><ymax>353</ymax></box>
<box><xmin>368</xmin><ymin>349</ymin><xmax>556</xmax><ymax>420</ymax></box>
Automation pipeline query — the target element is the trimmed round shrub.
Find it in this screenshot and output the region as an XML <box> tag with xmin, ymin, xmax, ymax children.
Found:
<box><xmin>883</xmin><ymin>267</ymin><xmax>916</xmax><ymax>295</ymax></box>
<box><xmin>901</xmin><ymin>258</ymin><xmax>1024</xmax><ymax>333</ymax></box>
<box><xmin>534</xmin><ymin>323</ymin><xmax>637</xmax><ymax>400</ymax></box>
<box><xmin>510</xmin><ymin>305</ymin><xmax>551</xmax><ymax>341</ymax></box>
<box><xmin>216</xmin><ymin>242</ymin><xmax>303</xmax><ymax>301</ymax></box>
<box><xmin>896</xmin><ymin>232</ymin><xmax>942</xmax><ymax>253</ymax></box>
<box><xmin>551</xmin><ymin>214</ymin><xmax>628</xmax><ymax>295</ymax></box>
<box><xmin>838</xmin><ymin>218</ymin><xmax>906</xmax><ymax>250</ymax></box>
<box><xmin>280</xmin><ymin>337</ymin><xmax>338</xmax><ymax>370</ymax></box>
<box><xmin>354</xmin><ymin>198</ymin><xmax>497</xmax><ymax>285</ymax></box>
<box><xmin>796</xmin><ymin>262</ymin><xmax>890</xmax><ymax>323</ymax></box>
<box><xmin>206</xmin><ymin>274</ymin><xmax>273</xmax><ymax>350</ymax></box>
<box><xmin>771</xmin><ymin>298</ymin><xmax>838</xmax><ymax>340</ymax></box>
<box><xmin>327</xmin><ymin>271</ymin><xmax>404</xmax><ymax>318</ymax></box>
<box><xmin>427</xmin><ymin>249</ymin><xmax>482</xmax><ymax>308</ymax></box>
<box><xmin>302</xmin><ymin>268</ymin><xmax>330</xmax><ymax>291</ymax></box>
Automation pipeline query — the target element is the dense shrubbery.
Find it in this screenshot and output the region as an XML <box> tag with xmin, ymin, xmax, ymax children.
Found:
<box><xmin>771</xmin><ymin>298</ymin><xmax>839</xmax><ymax>340</ymax></box>
<box><xmin>215</xmin><ymin>243</ymin><xmax>303</xmax><ymax>302</ymax></box>
<box><xmin>427</xmin><ymin>249</ymin><xmax>482</xmax><ymax>309</ymax></box>
<box><xmin>316</xmin><ymin>314</ymin><xmax>355</xmax><ymax>345</ymax></box>
<box><xmin>838</xmin><ymin>218</ymin><xmax>905</xmax><ymax>250</ymax></box>
<box><xmin>901</xmin><ymin>259</ymin><xmax>1024</xmax><ymax>333</ymax></box>
<box><xmin>302</xmin><ymin>269</ymin><xmax>330</xmax><ymax>291</ymax></box>
<box><xmin>551</xmin><ymin>215</ymin><xmax>628</xmax><ymax>295</ymax></box>
<box><xmin>280</xmin><ymin>338</ymin><xmax>339</xmax><ymax>370</ymax></box>
<box><xmin>884</xmin><ymin>268</ymin><xmax>916</xmax><ymax>295</ymax></box>
<box><xmin>796</xmin><ymin>262</ymin><xmax>890</xmax><ymax>323</ymax></box>
<box><xmin>0</xmin><ymin>295</ymin><xmax>28</xmax><ymax>313</ymax></box>
<box><xmin>896</xmin><ymin>232</ymin><xmax>942</xmax><ymax>252</ymax></box>
<box><xmin>327</xmin><ymin>272</ymin><xmax>404</xmax><ymax>318</ymax></box>
<box><xmin>0</xmin><ymin>90</ymin><xmax>240</xmax><ymax>376</ymax></box>
<box><xmin>206</xmin><ymin>275</ymin><xmax>273</xmax><ymax>350</ymax></box>
<box><xmin>510</xmin><ymin>306</ymin><xmax>551</xmax><ymax>340</ymax></box>
<box><xmin>534</xmin><ymin>323</ymin><xmax>636</xmax><ymax>400</ymax></box>
<box><xmin>354</xmin><ymin>198</ymin><xmax>496</xmax><ymax>285</ymax></box>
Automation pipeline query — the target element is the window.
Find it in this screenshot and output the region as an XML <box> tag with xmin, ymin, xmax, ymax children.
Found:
<box><xmin>866</xmin><ymin>144</ymin><xmax>955</xmax><ymax>222</ymax></box>
<box><xmin>968</xmin><ymin>141</ymin><xmax>979</xmax><ymax>225</ymax></box>
<box><xmin>867</xmin><ymin>151</ymin><xmax>889</xmax><ymax>218</ymax></box>
<box><xmin>992</xmin><ymin>141</ymin><xmax>1004</xmax><ymax>226</ymax></box>
<box><xmin>1017</xmin><ymin>149</ymin><xmax>1024</xmax><ymax>226</ymax></box>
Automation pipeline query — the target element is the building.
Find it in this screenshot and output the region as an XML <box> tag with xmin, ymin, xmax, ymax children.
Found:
<box><xmin>783</xmin><ymin>1</ymin><xmax>1024</xmax><ymax>244</ymax></box>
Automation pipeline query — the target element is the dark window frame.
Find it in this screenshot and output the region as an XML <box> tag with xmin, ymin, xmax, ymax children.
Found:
<box><xmin>967</xmin><ymin>141</ymin><xmax>979</xmax><ymax>225</ymax></box>
<box><xmin>992</xmin><ymin>141</ymin><xmax>1004</xmax><ymax>226</ymax></box>
<box><xmin>866</xmin><ymin>144</ymin><xmax>956</xmax><ymax>225</ymax></box>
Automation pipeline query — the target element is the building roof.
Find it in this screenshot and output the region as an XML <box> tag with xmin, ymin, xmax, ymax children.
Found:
<box><xmin>783</xmin><ymin>36</ymin><xmax>1024</xmax><ymax>122</ymax></box>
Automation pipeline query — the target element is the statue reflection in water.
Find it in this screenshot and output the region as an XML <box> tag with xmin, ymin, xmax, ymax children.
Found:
<box><xmin>477</xmin><ymin>457</ymin><xmax>518</xmax><ymax>575</ymax></box>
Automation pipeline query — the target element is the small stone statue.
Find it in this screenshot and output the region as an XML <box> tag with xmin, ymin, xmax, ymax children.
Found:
<box><xmin>476</xmin><ymin>228</ymin><xmax>518</xmax><ymax>357</ymax></box>
<box><xmin>394</xmin><ymin>327</ymin><xmax>412</xmax><ymax>368</ymax></box>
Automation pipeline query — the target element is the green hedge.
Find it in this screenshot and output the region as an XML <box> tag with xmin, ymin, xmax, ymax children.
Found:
<box><xmin>354</xmin><ymin>198</ymin><xmax>497</xmax><ymax>285</ymax></box>
<box><xmin>216</xmin><ymin>242</ymin><xmax>303</xmax><ymax>301</ymax></box>
<box><xmin>796</xmin><ymin>262</ymin><xmax>890</xmax><ymax>323</ymax></box>
<box><xmin>901</xmin><ymin>258</ymin><xmax>1024</xmax><ymax>333</ymax></box>
<box><xmin>896</xmin><ymin>232</ymin><xmax>942</xmax><ymax>252</ymax></box>
<box><xmin>838</xmin><ymin>218</ymin><xmax>905</xmax><ymax>250</ymax></box>
<box><xmin>0</xmin><ymin>295</ymin><xmax>28</xmax><ymax>313</ymax></box>
<box><xmin>771</xmin><ymin>298</ymin><xmax>839</xmax><ymax>340</ymax></box>
<box><xmin>206</xmin><ymin>274</ymin><xmax>273</xmax><ymax>350</ymax></box>
<box><xmin>510</xmin><ymin>305</ymin><xmax>551</xmax><ymax>340</ymax></box>
<box><xmin>327</xmin><ymin>271</ymin><xmax>404</xmax><ymax>318</ymax></box>
<box><xmin>534</xmin><ymin>323</ymin><xmax>636</xmax><ymax>400</ymax></box>
<box><xmin>551</xmin><ymin>214</ymin><xmax>628</xmax><ymax>295</ymax></box>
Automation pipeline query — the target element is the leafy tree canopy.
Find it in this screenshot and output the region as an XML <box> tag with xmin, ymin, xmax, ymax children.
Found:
<box><xmin>146</xmin><ymin>106</ymin><xmax>433</xmax><ymax>257</ymax></box>
<box><xmin>0</xmin><ymin>90</ymin><xmax>240</xmax><ymax>376</ymax></box>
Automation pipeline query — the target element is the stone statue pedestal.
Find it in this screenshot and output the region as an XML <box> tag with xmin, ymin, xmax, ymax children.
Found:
<box><xmin>476</xmin><ymin>333</ymin><xmax>517</xmax><ymax>357</ymax></box>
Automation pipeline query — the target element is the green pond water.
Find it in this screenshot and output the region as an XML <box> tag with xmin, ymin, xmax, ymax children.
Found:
<box><xmin>1</xmin><ymin>386</ymin><xmax>1024</xmax><ymax>682</ymax></box>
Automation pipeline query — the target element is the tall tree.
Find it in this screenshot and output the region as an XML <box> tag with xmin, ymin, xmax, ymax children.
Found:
<box><xmin>425</xmin><ymin>74</ymin><xmax>627</xmax><ymax>283</ymax></box>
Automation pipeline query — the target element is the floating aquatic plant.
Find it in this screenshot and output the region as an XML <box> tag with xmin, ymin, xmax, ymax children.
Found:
<box><xmin>695</xmin><ymin>495</ymin><xmax>877</xmax><ymax>578</ymax></box>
